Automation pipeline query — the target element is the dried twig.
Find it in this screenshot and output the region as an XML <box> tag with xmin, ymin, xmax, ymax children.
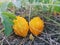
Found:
<box><xmin>35</xmin><ymin>36</ymin><xmax>50</xmax><ymax>44</ymax></box>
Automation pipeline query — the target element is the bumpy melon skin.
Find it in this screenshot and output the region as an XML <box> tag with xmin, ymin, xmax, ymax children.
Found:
<box><xmin>13</xmin><ymin>16</ymin><xmax>29</xmax><ymax>37</ymax></box>
<box><xmin>29</xmin><ymin>17</ymin><xmax>44</xmax><ymax>36</ymax></box>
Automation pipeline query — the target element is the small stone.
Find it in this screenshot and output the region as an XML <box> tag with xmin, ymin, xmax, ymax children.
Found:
<box><xmin>29</xmin><ymin>34</ymin><xmax>34</xmax><ymax>41</ymax></box>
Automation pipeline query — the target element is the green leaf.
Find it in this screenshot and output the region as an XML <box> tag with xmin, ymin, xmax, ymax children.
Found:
<box><xmin>54</xmin><ymin>6</ymin><xmax>60</xmax><ymax>13</ymax></box>
<box><xmin>2</xmin><ymin>15</ymin><xmax>13</xmax><ymax>37</ymax></box>
<box><xmin>2</xmin><ymin>12</ymin><xmax>16</xmax><ymax>37</ymax></box>
<box><xmin>7</xmin><ymin>2</ymin><xmax>14</xmax><ymax>8</ymax></box>
<box><xmin>43</xmin><ymin>0</ymin><xmax>49</xmax><ymax>4</ymax></box>
<box><xmin>42</xmin><ymin>5</ymin><xmax>48</xmax><ymax>12</ymax></box>
<box><xmin>2</xmin><ymin>12</ymin><xmax>16</xmax><ymax>20</ymax></box>
<box><xmin>35</xmin><ymin>0</ymin><xmax>42</xmax><ymax>2</ymax></box>
<box><xmin>29</xmin><ymin>0</ymin><xmax>34</xmax><ymax>3</ymax></box>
